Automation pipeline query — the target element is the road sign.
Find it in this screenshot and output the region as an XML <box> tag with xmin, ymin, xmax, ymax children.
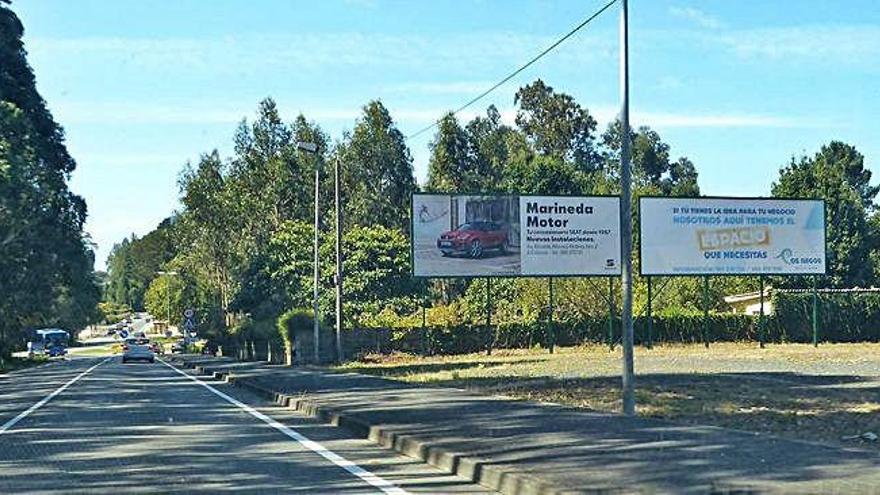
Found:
<box><xmin>120</xmin><ymin>329</ymin><xmax>129</xmax><ymax>339</ymax></box>
<box><xmin>184</xmin><ymin>308</ymin><xmax>194</xmax><ymax>319</ymax></box>
<box><xmin>184</xmin><ymin>319</ymin><xmax>195</xmax><ymax>331</ymax></box>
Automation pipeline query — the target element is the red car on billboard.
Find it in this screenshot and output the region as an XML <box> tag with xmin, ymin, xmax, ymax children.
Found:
<box><xmin>437</xmin><ymin>221</ymin><xmax>509</xmax><ymax>258</ymax></box>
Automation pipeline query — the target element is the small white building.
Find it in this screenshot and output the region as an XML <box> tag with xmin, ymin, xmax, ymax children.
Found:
<box><xmin>724</xmin><ymin>288</ymin><xmax>773</xmax><ymax>315</ymax></box>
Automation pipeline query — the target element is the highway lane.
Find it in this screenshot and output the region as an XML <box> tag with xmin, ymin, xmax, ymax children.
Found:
<box><xmin>0</xmin><ymin>355</ymin><xmax>494</xmax><ymax>494</ymax></box>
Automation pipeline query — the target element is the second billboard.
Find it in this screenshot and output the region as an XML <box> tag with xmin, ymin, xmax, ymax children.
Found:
<box><xmin>412</xmin><ymin>194</ymin><xmax>621</xmax><ymax>277</ymax></box>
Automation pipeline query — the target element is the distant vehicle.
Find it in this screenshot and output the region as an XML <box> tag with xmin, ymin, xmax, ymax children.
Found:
<box><xmin>171</xmin><ymin>340</ymin><xmax>186</xmax><ymax>354</ymax></box>
<box><xmin>122</xmin><ymin>338</ymin><xmax>155</xmax><ymax>364</ymax></box>
<box><xmin>202</xmin><ymin>342</ymin><xmax>218</xmax><ymax>356</ymax></box>
<box><xmin>46</xmin><ymin>345</ymin><xmax>68</xmax><ymax>358</ymax></box>
<box><xmin>106</xmin><ymin>328</ymin><xmax>117</xmax><ymax>336</ymax></box>
<box><xmin>27</xmin><ymin>329</ymin><xmax>70</xmax><ymax>359</ymax></box>
<box><xmin>437</xmin><ymin>222</ymin><xmax>509</xmax><ymax>258</ymax></box>
<box><xmin>149</xmin><ymin>341</ymin><xmax>165</xmax><ymax>355</ymax></box>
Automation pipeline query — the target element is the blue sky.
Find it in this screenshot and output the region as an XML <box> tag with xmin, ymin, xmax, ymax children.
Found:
<box><xmin>10</xmin><ymin>0</ymin><xmax>880</xmax><ymax>270</ymax></box>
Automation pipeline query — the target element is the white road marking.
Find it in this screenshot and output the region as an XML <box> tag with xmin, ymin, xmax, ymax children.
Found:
<box><xmin>160</xmin><ymin>358</ymin><xmax>412</xmax><ymax>495</ymax></box>
<box><xmin>0</xmin><ymin>357</ymin><xmax>111</xmax><ymax>434</ymax></box>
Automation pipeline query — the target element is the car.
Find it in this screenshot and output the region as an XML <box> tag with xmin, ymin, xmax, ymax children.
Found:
<box><xmin>121</xmin><ymin>338</ymin><xmax>155</xmax><ymax>364</ymax></box>
<box><xmin>45</xmin><ymin>345</ymin><xmax>68</xmax><ymax>358</ymax></box>
<box><xmin>171</xmin><ymin>340</ymin><xmax>186</xmax><ymax>354</ymax></box>
<box><xmin>437</xmin><ymin>221</ymin><xmax>509</xmax><ymax>258</ymax></box>
<box><xmin>150</xmin><ymin>341</ymin><xmax>165</xmax><ymax>355</ymax></box>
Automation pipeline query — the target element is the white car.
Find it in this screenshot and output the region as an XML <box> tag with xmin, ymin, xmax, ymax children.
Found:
<box><xmin>121</xmin><ymin>338</ymin><xmax>155</xmax><ymax>364</ymax></box>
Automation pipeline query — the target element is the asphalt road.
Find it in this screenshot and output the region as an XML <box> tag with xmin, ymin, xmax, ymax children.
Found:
<box><xmin>0</xmin><ymin>356</ymin><xmax>494</xmax><ymax>494</ymax></box>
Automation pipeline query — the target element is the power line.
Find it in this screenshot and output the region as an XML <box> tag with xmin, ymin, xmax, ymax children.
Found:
<box><xmin>405</xmin><ymin>0</ymin><xmax>618</xmax><ymax>141</ymax></box>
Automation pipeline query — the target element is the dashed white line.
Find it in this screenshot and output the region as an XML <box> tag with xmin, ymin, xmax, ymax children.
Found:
<box><xmin>0</xmin><ymin>357</ymin><xmax>111</xmax><ymax>434</ymax></box>
<box><xmin>159</xmin><ymin>358</ymin><xmax>412</xmax><ymax>495</ymax></box>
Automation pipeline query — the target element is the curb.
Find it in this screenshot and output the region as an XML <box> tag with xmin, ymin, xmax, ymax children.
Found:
<box><xmin>170</xmin><ymin>357</ymin><xmax>625</xmax><ymax>495</ymax></box>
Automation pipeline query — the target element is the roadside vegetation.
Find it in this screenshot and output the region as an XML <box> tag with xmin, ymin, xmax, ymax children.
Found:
<box><xmin>0</xmin><ymin>355</ymin><xmax>47</xmax><ymax>375</ymax></box>
<box><xmin>0</xmin><ymin>6</ymin><xmax>100</xmax><ymax>364</ymax></box>
<box><xmin>338</xmin><ymin>343</ymin><xmax>880</xmax><ymax>449</ymax></box>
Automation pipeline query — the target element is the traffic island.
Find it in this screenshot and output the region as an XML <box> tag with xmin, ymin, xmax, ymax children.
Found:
<box><xmin>167</xmin><ymin>355</ymin><xmax>880</xmax><ymax>495</ymax></box>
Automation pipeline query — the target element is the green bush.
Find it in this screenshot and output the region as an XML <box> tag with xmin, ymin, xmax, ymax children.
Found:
<box><xmin>277</xmin><ymin>308</ymin><xmax>315</xmax><ymax>365</ymax></box>
<box><xmin>773</xmin><ymin>292</ymin><xmax>880</xmax><ymax>343</ymax></box>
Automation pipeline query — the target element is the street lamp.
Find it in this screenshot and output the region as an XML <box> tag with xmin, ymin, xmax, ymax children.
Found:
<box><xmin>297</xmin><ymin>141</ymin><xmax>321</xmax><ymax>363</ymax></box>
<box><xmin>156</xmin><ymin>271</ymin><xmax>178</xmax><ymax>337</ymax></box>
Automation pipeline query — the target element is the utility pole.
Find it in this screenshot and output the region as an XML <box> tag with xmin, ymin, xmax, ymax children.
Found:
<box><xmin>334</xmin><ymin>155</ymin><xmax>344</xmax><ymax>362</ymax></box>
<box><xmin>619</xmin><ymin>0</ymin><xmax>636</xmax><ymax>416</ymax></box>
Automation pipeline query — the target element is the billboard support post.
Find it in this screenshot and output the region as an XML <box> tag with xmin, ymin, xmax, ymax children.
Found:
<box><xmin>758</xmin><ymin>276</ymin><xmax>766</xmax><ymax>348</ymax></box>
<box><xmin>548</xmin><ymin>277</ymin><xmax>555</xmax><ymax>354</ymax></box>
<box><xmin>702</xmin><ymin>276</ymin><xmax>710</xmax><ymax>348</ymax></box>
<box><xmin>812</xmin><ymin>277</ymin><xmax>819</xmax><ymax>347</ymax></box>
<box><xmin>646</xmin><ymin>277</ymin><xmax>653</xmax><ymax>349</ymax></box>
<box><xmin>486</xmin><ymin>278</ymin><xmax>493</xmax><ymax>356</ymax></box>
<box><xmin>608</xmin><ymin>277</ymin><xmax>615</xmax><ymax>350</ymax></box>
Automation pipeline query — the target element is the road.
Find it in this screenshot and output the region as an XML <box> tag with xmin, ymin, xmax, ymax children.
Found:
<box><xmin>0</xmin><ymin>355</ymin><xmax>494</xmax><ymax>494</ymax></box>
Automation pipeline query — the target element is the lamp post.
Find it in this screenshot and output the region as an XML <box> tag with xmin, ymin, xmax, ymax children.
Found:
<box><xmin>297</xmin><ymin>141</ymin><xmax>321</xmax><ymax>363</ymax></box>
<box><xmin>156</xmin><ymin>271</ymin><xmax>178</xmax><ymax>337</ymax></box>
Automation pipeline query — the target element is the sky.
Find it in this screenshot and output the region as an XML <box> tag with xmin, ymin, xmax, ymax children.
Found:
<box><xmin>10</xmin><ymin>0</ymin><xmax>880</xmax><ymax>270</ymax></box>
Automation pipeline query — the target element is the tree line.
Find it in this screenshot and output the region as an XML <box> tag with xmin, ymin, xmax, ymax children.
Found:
<box><xmin>105</xmin><ymin>74</ymin><xmax>878</xmax><ymax>347</ymax></box>
<box><xmin>0</xmin><ymin>3</ymin><xmax>100</xmax><ymax>362</ymax></box>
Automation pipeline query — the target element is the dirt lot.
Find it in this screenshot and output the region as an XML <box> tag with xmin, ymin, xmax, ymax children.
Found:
<box><xmin>337</xmin><ymin>343</ymin><xmax>880</xmax><ymax>449</ymax></box>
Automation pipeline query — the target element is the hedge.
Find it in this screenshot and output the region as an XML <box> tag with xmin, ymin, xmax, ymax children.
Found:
<box><xmin>222</xmin><ymin>292</ymin><xmax>880</xmax><ymax>359</ymax></box>
<box><xmin>773</xmin><ymin>291</ymin><xmax>880</xmax><ymax>343</ymax></box>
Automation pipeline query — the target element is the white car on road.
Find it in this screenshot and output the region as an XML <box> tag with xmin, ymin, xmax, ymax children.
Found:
<box><xmin>121</xmin><ymin>338</ymin><xmax>155</xmax><ymax>364</ymax></box>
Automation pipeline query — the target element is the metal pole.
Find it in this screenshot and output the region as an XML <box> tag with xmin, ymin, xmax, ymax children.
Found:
<box><xmin>702</xmin><ymin>276</ymin><xmax>710</xmax><ymax>348</ymax></box>
<box><xmin>166</xmin><ymin>277</ymin><xmax>171</xmax><ymax>336</ymax></box>
<box><xmin>608</xmin><ymin>277</ymin><xmax>615</xmax><ymax>350</ymax></box>
<box><xmin>758</xmin><ymin>276</ymin><xmax>765</xmax><ymax>348</ymax></box>
<box><xmin>812</xmin><ymin>277</ymin><xmax>819</xmax><ymax>347</ymax></box>
<box><xmin>646</xmin><ymin>276</ymin><xmax>653</xmax><ymax>349</ymax></box>
<box><xmin>548</xmin><ymin>277</ymin><xmax>555</xmax><ymax>354</ymax></box>
<box><xmin>334</xmin><ymin>156</ymin><xmax>343</xmax><ymax>362</ymax></box>
<box><xmin>486</xmin><ymin>278</ymin><xmax>493</xmax><ymax>355</ymax></box>
<box><xmin>313</xmin><ymin>165</ymin><xmax>321</xmax><ymax>363</ymax></box>
<box><xmin>619</xmin><ymin>0</ymin><xmax>635</xmax><ymax>416</ymax></box>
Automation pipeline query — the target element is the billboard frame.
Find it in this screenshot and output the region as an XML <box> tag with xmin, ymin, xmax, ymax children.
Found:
<box><xmin>637</xmin><ymin>195</ymin><xmax>828</xmax><ymax>277</ymax></box>
<box><xmin>411</xmin><ymin>192</ymin><xmax>623</xmax><ymax>279</ymax></box>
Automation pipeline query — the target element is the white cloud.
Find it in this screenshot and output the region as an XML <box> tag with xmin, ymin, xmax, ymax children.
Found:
<box><xmin>384</xmin><ymin>81</ymin><xmax>498</xmax><ymax>95</ymax></box>
<box><xmin>30</xmin><ymin>31</ymin><xmax>613</xmax><ymax>75</ymax></box>
<box><xmin>715</xmin><ymin>25</ymin><xmax>880</xmax><ymax>63</ymax></box>
<box><xmin>669</xmin><ymin>6</ymin><xmax>722</xmax><ymax>29</ymax></box>
<box><xmin>52</xmin><ymin>100</ymin><xmax>811</xmax><ymax>131</ymax></box>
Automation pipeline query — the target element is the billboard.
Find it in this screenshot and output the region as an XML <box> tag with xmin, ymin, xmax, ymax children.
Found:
<box><xmin>412</xmin><ymin>193</ymin><xmax>621</xmax><ymax>277</ymax></box>
<box><xmin>639</xmin><ymin>197</ymin><xmax>826</xmax><ymax>276</ymax></box>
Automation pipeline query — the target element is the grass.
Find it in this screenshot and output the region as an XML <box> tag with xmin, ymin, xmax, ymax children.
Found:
<box><xmin>0</xmin><ymin>355</ymin><xmax>48</xmax><ymax>375</ymax></box>
<box><xmin>336</xmin><ymin>343</ymin><xmax>880</xmax><ymax>449</ymax></box>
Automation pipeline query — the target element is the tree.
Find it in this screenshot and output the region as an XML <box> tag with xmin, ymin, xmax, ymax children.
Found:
<box><xmin>337</xmin><ymin>100</ymin><xmax>417</xmax><ymax>232</ymax></box>
<box><xmin>600</xmin><ymin>122</ymin><xmax>699</xmax><ymax>196</ymax></box>
<box><xmin>514</xmin><ymin>79</ymin><xmax>599</xmax><ymax>171</ymax></box>
<box><xmin>426</xmin><ymin>113</ymin><xmax>472</xmax><ymax>192</ymax></box>
<box><xmin>772</xmin><ymin>141</ymin><xmax>876</xmax><ymax>287</ymax></box>
<box><xmin>0</xmin><ymin>4</ymin><xmax>99</xmax><ymax>360</ymax></box>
